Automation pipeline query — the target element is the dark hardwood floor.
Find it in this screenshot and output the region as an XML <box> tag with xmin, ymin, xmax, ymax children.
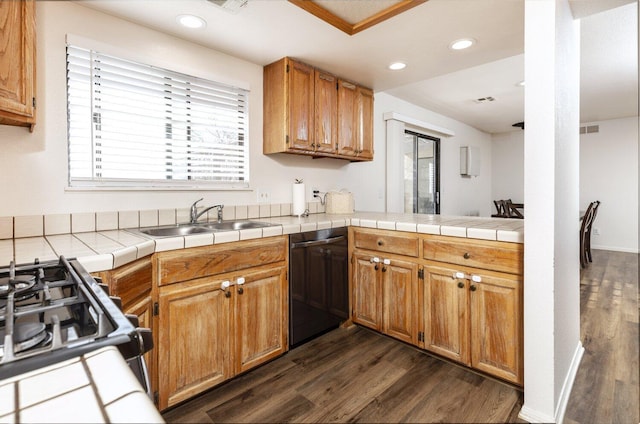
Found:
<box><xmin>564</xmin><ymin>249</ymin><xmax>639</xmax><ymax>424</ymax></box>
<box><xmin>162</xmin><ymin>249</ymin><xmax>639</xmax><ymax>423</ymax></box>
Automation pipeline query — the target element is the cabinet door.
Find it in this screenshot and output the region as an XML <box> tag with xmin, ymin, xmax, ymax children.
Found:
<box><xmin>0</xmin><ymin>0</ymin><xmax>35</xmax><ymax>128</ymax></box>
<box><xmin>351</xmin><ymin>252</ymin><xmax>381</xmax><ymax>330</ymax></box>
<box><xmin>234</xmin><ymin>266</ymin><xmax>288</xmax><ymax>374</ymax></box>
<box><xmin>357</xmin><ymin>87</ymin><xmax>374</xmax><ymax>160</ymax></box>
<box><xmin>287</xmin><ymin>59</ymin><xmax>315</xmax><ymax>151</ymax></box>
<box><xmin>422</xmin><ymin>264</ymin><xmax>470</xmax><ymax>364</ymax></box>
<box><xmin>314</xmin><ymin>70</ymin><xmax>337</xmax><ymax>154</ymax></box>
<box><xmin>469</xmin><ymin>272</ymin><xmax>523</xmax><ymax>385</ymax></box>
<box><xmin>382</xmin><ymin>258</ymin><xmax>418</xmax><ymax>345</ymax></box>
<box><xmin>337</xmin><ymin>80</ymin><xmax>358</xmax><ymax>157</ymax></box>
<box><xmin>157</xmin><ymin>278</ymin><xmax>232</xmax><ymax>409</ymax></box>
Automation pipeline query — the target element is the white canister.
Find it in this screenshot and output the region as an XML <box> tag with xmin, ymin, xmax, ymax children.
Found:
<box><xmin>292</xmin><ymin>183</ymin><xmax>306</xmax><ymax>216</ymax></box>
<box><xmin>325</xmin><ymin>190</ymin><xmax>354</xmax><ymax>214</ymax></box>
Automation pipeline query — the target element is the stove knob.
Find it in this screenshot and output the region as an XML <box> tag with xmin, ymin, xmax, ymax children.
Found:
<box><xmin>136</xmin><ymin>327</ymin><xmax>154</xmax><ymax>353</ymax></box>
<box><xmin>125</xmin><ymin>313</ymin><xmax>140</xmax><ymax>327</ymax></box>
<box><xmin>109</xmin><ymin>296</ymin><xmax>122</xmax><ymax>311</ymax></box>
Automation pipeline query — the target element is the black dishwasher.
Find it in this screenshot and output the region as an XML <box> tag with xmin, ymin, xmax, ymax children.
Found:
<box><xmin>289</xmin><ymin>227</ymin><xmax>349</xmax><ymax>347</ymax></box>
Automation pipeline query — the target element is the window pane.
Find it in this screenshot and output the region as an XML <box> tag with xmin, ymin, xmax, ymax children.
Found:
<box><xmin>66</xmin><ymin>45</ymin><xmax>249</xmax><ymax>188</ymax></box>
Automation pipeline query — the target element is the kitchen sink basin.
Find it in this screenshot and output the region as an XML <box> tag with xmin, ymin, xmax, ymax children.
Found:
<box><xmin>199</xmin><ymin>221</ymin><xmax>274</xmax><ymax>231</ymax></box>
<box><xmin>136</xmin><ymin>220</ymin><xmax>274</xmax><ymax>237</ymax></box>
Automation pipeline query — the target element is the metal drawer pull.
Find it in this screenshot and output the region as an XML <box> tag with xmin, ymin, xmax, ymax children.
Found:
<box><xmin>382</xmin><ymin>258</ymin><xmax>390</xmax><ymax>272</ymax></box>
<box><xmin>463</xmin><ymin>252</ymin><xmax>471</xmax><ymax>259</ymax></box>
<box><xmin>221</xmin><ymin>280</ymin><xmax>232</xmax><ymax>298</ymax></box>
<box><xmin>236</xmin><ymin>277</ymin><xmax>245</xmax><ymax>294</ymax></box>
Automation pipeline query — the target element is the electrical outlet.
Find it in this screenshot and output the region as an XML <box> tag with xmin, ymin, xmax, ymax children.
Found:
<box><xmin>593</xmin><ymin>227</ymin><xmax>600</xmax><ymax>236</ymax></box>
<box><xmin>256</xmin><ymin>189</ymin><xmax>270</xmax><ymax>204</ymax></box>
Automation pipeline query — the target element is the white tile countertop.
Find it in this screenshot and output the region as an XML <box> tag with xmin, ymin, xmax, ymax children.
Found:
<box><xmin>0</xmin><ymin>212</ymin><xmax>523</xmax><ymax>273</ymax></box>
<box><xmin>0</xmin><ymin>346</ymin><xmax>164</xmax><ymax>423</ymax></box>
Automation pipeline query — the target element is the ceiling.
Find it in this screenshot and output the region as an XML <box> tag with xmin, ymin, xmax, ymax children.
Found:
<box><xmin>74</xmin><ymin>0</ymin><xmax>638</xmax><ymax>134</ymax></box>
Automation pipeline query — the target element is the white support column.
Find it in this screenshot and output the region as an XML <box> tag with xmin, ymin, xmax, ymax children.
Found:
<box><xmin>519</xmin><ymin>0</ymin><xmax>583</xmax><ymax>422</ymax></box>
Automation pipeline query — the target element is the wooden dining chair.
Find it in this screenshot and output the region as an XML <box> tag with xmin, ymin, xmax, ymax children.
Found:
<box><xmin>492</xmin><ymin>200</ymin><xmax>506</xmax><ymax>218</ymax></box>
<box><xmin>580</xmin><ymin>201</ymin><xmax>597</xmax><ymax>268</ymax></box>
<box><xmin>584</xmin><ymin>200</ymin><xmax>600</xmax><ymax>263</ymax></box>
<box><xmin>505</xmin><ymin>199</ymin><xmax>524</xmax><ymax>219</ymax></box>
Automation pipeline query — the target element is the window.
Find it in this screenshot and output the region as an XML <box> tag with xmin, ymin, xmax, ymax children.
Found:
<box><xmin>66</xmin><ymin>44</ymin><xmax>249</xmax><ymax>189</ymax></box>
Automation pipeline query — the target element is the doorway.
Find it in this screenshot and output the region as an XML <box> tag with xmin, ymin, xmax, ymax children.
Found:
<box><xmin>403</xmin><ymin>130</ymin><xmax>440</xmax><ymax>214</ymax></box>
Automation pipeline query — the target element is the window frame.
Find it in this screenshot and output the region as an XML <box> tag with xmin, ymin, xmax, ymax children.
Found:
<box><xmin>65</xmin><ymin>41</ymin><xmax>251</xmax><ymax>191</ymax></box>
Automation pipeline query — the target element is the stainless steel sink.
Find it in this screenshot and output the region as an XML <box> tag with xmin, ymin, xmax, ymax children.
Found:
<box><xmin>199</xmin><ymin>221</ymin><xmax>273</xmax><ymax>231</ymax></box>
<box><xmin>136</xmin><ymin>220</ymin><xmax>274</xmax><ymax>237</ymax></box>
<box><xmin>138</xmin><ymin>225</ymin><xmax>214</xmax><ymax>237</ymax></box>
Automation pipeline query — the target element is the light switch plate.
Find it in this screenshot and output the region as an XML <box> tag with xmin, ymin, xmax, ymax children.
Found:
<box><xmin>257</xmin><ymin>189</ymin><xmax>270</xmax><ymax>203</ymax></box>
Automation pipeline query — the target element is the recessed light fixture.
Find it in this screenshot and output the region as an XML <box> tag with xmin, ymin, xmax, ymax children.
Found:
<box><xmin>177</xmin><ymin>14</ymin><xmax>206</xmax><ymax>29</ymax></box>
<box><xmin>449</xmin><ymin>38</ymin><xmax>475</xmax><ymax>50</ymax></box>
<box><xmin>388</xmin><ymin>62</ymin><xmax>407</xmax><ymax>71</ymax></box>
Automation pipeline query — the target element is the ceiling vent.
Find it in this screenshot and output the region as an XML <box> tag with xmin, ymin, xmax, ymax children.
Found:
<box><xmin>207</xmin><ymin>0</ymin><xmax>248</xmax><ymax>14</ymax></box>
<box><xmin>580</xmin><ymin>125</ymin><xmax>600</xmax><ymax>134</ymax></box>
<box><xmin>473</xmin><ymin>96</ymin><xmax>495</xmax><ymax>104</ymax></box>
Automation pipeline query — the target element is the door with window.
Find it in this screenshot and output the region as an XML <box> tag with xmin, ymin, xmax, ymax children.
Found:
<box><xmin>403</xmin><ymin>131</ymin><xmax>440</xmax><ymax>214</ymax></box>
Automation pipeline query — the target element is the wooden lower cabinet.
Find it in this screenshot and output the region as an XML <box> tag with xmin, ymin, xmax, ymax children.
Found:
<box><xmin>352</xmin><ymin>252</ymin><xmax>381</xmax><ymax>330</ymax></box>
<box><xmin>156</xmin><ymin>264</ymin><xmax>288</xmax><ymax>410</ymax></box>
<box><xmin>96</xmin><ymin>257</ymin><xmax>156</xmax><ymax>395</ymax></box>
<box><xmin>235</xmin><ymin>266</ymin><xmax>288</xmax><ymax>374</ymax></box>
<box><xmin>469</xmin><ymin>271</ymin><xmax>523</xmax><ymax>384</ymax></box>
<box><xmin>421</xmin><ymin>262</ymin><xmax>523</xmax><ymax>385</ymax></box>
<box><xmin>421</xmin><ymin>264</ymin><xmax>469</xmax><ymax>364</ymax></box>
<box><xmin>158</xmin><ymin>277</ymin><xmax>232</xmax><ymax>409</ymax></box>
<box><xmin>352</xmin><ymin>251</ymin><xmax>418</xmax><ymax>345</ymax></box>
<box><xmin>351</xmin><ymin>228</ymin><xmax>523</xmax><ymax>386</ymax></box>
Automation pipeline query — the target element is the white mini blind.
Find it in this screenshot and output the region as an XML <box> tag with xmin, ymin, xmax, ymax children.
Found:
<box><xmin>66</xmin><ymin>44</ymin><xmax>249</xmax><ymax>189</ymax></box>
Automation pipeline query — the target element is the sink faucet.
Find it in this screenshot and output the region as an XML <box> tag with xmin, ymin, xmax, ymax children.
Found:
<box><xmin>190</xmin><ymin>198</ymin><xmax>224</xmax><ymax>223</ymax></box>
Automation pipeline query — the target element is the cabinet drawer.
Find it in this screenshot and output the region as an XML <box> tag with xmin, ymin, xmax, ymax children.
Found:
<box><xmin>422</xmin><ymin>235</ymin><xmax>523</xmax><ymax>274</ymax></box>
<box><xmin>353</xmin><ymin>229</ymin><xmax>419</xmax><ymax>258</ymax></box>
<box><xmin>156</xmin><ymin>236</ymin><xmax>287</xmax><ymax>286</ymax></box>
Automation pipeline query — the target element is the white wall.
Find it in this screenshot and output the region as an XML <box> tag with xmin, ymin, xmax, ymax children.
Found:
<box><xmin>348</xmin><ymin>92</ymin><xmax>494</xmax><ymax>216</ymax></box>
<box><xmin>491</xmin><ymin>130</ymin><xmax>525</xmax><ymax>205</ymax></box>
<box><xmin>0</xmin><ymin>1</ymin><xmax>351</xmax><ymax>217</ymax></box>
<box><xmin>580</xmin><ymin>117</ymin><xmax>639</xmax><ymax>252</ymax></box>
<box><xmin>491</xmin><ymin>116</ymin><xmax>639</xmax><ymax>253</ymax></box>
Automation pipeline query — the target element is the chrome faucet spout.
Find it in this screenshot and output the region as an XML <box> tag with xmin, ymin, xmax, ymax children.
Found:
<box><xmin>189</xmin><ymin>199</ymin><xmax>224</xmax><ymax>223</ymax></box>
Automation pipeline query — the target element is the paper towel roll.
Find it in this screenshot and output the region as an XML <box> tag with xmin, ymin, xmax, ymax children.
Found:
<box><xmin>292</xmin><ymin>183</ymin><xmax>306</xmax><ymax>216</ymax></box>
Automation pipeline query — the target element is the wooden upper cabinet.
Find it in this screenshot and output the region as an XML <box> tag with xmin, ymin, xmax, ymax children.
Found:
<box><xmin>357</xmin><ymin>87</ymin><xmax>374</xmax><ymax>160</ymax></box>
<box><xmin>263</xmin><ymin>57</ymin><xmax>373</xmax><ymax>161</ymax></box>
<box><xmin>287</xmin><ymin>59</ymin><xmax>315</xmax><ymax>151</ymax></box>
<box><xmin>337</xmin><ymin>79</ymin><xmax>358</xmax><ymax>157</ymax></box>
<box><xmin>314</xmin><ymin>70</ymin><xmax>337</xmax><ymax>154</ymax></box>
<box><xmin>0</xmin><ymin>0</ymin><xmax>35</xmax><ymax>131</ymax></box>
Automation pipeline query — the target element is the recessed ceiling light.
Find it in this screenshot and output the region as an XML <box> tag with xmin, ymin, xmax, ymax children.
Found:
<box><xmin>388</xmin><ymin>62</ymin><xmax>407</xmax><ymax>71</ymax></box>
<box><xmin>177</xmin><ymin>14</ymin><xmax>206</xmax><ymax>29</ymax></box>
<box><xmin>449</xmin><ymin>38</ymin><xmax>475</xmax><ymax>50</ymax></box>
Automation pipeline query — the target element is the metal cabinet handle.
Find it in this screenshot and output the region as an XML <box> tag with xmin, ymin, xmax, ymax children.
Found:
<box><xmin>458</xmin><ymin>281</ymin><xmax>465</xmax><ymax>289</ymax></box>
<box><xmin>463</xmin><ymin>252</ymin><xmax>471</xmax><ymax>259</ymax></box>
<box><xmin>470</xmin><ymin>285</ymin><xmax>477</xmax><ymax>292</ymax></box>
<box><xmin>221</xmin><ymin>280</ymin><xmax>231</xmax><ymax>298</ymax></box>
<box><xmin>236</xmin><ymin>277</ymin><xmax>245</xmax><ymax>294</ymax></box>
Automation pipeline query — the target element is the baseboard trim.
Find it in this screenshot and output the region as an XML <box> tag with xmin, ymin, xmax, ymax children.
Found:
<box><xmin>555</xmin><ymin>341</ymin><xmax>585</xmax><ymax>423</ymax></box>
<box><xmin>592</xmin><ymin>245</ymin><xmax>639</xmax><ymax>254</ymax></box>
<box><xmin>518</xmin><ymin>341</ymin><xmax>585</xmax><ymax>423</ymax></box>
